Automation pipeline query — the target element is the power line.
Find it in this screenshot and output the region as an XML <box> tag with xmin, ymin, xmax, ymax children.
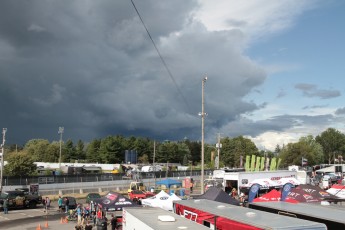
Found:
<box><xmin>130</xmin><ymin>0</ymin><xmax>191</xmax><ymax>113</ymax></box>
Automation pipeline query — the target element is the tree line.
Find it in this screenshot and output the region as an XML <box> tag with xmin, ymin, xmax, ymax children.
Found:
<box><xmin>3</xmin><ymin>128</ymin><xmax>345</xmax><ymax>176</ymax></box>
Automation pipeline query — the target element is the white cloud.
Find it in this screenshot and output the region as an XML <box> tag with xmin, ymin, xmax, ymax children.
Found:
<box><xmin>195</xmin><ymin>0</ymin><xmax>315</xmax><ymax>40</ymax></box>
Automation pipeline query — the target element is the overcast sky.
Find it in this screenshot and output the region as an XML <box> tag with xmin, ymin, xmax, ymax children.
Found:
<box><xmin>1</xmin><ymin>0</ymin><xmax>344</xmax><ymax>150</ymax></box>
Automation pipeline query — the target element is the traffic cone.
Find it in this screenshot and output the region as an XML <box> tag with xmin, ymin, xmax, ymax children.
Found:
<box><xmin>44</xmin><ymin>221</ymin><xmax>49</xmax><ymax>228</ymax></box>
<box><xmin>64</xmin><ymin>216</ymin><xmax>69</xmax><ymax>223</ymax></box>
<box><xmin>36</xmin><ymin>224</ymin><xmax>42</xmax><ymax>230</ymax></box>
<box><xmin>60</xmin><ymin>217</ymin><xmax>64</xmax><ymax>224</ymax></box>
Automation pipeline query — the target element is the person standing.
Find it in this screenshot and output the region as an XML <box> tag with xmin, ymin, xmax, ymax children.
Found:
<box><xmin>65</xmin><ymin>197</ymin><xmax>70</xmax><ymax>213</ymax></box>
<box><xmin>3</xmin><ymin>198</ymin><xmax>9</xmax><ymax>214</ymax></box>
<box><xmin>58</xmin><ymin>196</ymin><xmax>63</xmax><ymax>212</ymax></box>
<box><xmin>76</xmin><ymin>204</ymin><xmax>82</xmax><ymax>226</ymax></box>
<box><xmin>110</xmin><ymin>214</ymin><xmax>117</xmax><ymax>230</ymax></box>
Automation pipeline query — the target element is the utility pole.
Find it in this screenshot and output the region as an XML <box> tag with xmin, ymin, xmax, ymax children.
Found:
<box><xmin>0</xmin><ymin>128</ymin><xmax>7</xmax><ymax>192</ymax></box>
<box><xmin>58</xmin><ymin>127</ymin><xmax>64</xmax><ymax>169</ymax></box>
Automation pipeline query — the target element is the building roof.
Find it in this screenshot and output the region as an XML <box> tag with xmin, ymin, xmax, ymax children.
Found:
<box><xmin>174</xmin><ymin>199</ymin><xmax>327</xmax><ymax>229</ymax></box>
<box><xmin>124</xmin><ymin>207</ymin><xmax>210</xmax><ymax>230</ymax></box>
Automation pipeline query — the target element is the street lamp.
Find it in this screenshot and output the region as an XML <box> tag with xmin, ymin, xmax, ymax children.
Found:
<box><xmin>58</xmin><ymin>127</ymin><xmax>64</xmax><ymax>168</ymax></box>
<box><xmin>199</xmin><ymin>76</ymin><xmax>207</xmax><ymax>194</ymax></box>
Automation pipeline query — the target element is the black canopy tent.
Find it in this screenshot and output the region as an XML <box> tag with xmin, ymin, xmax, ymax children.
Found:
<box><xmin>93</xmin><ymin>191</ymin><xmax>139</xmax><ymax>211</ymax></box>
<box><xmin>194</xmin><ymin>187</ymin><xmax>240</xmax><ymax>206</ymax></box>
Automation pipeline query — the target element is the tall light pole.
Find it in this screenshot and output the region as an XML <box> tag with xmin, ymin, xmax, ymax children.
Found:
<box><xmin>0</xmin><ymin>128</ymin><xmax>7</xmax><ymax>192</ymax></box>
<box><xmin>58</xmin><ymin>127</ymin><xmax>64</xmax><ymax>168</ymax></box>
<box><xmin>216</xmin><ymin>133</ymin><xmax>222</xmax><ymax>169</ymax></box>
<box><xmin>200</xmin><ymin>76</ymin><xmax>207</xmax><ymax>194</ymax></box>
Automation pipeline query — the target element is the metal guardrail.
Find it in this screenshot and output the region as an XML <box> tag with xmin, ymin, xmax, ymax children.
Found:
<box><xmin>1</xmin><ymin>170</ymin><xmax>212</xmax><ymax>187</ymax></box>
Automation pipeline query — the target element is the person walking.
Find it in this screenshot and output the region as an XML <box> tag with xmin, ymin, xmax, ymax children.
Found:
<box><xmin>3</xmin><ymin>198</ymin><xmax>9</xmax><ymax>214</ymax></box>
<box><xmin>58</xmin><ymin>196</ymin><xmax>63</xmax><ymax>212</ymax></box>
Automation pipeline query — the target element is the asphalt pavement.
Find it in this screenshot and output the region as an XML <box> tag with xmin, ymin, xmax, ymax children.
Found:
<box><xmin>0</xmin><ymin>204</ymin><xmax>86</xmax><ymax>230</ymax></box>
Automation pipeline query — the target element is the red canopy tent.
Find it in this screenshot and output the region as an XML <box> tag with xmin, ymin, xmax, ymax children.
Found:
<box><xmin>253</xmin><ymin>189</ymin><xmax>298</xmax><ymax>203</ymax></box>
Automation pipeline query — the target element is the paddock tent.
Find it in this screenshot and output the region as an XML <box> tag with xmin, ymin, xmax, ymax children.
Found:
<box><xmin>327</xmin><ymin>184</ymin><xmax>345</xmax><ymax>198</ymax></box>
<box><xmin>174</xmin><ymin>199</ymin><xmax>326</xmax><ymax>230</ymax></box>
<box><xmin>253</xmin><ymin>189</ymin><xmax>298</xmax><ymax>203</ymax></box>
<box><xmin>141</xmin><ymin>190</ymin><xmax>181</xmax><ymax>211</ymax></box>
<box><xmin>93</xmin><ymin>192</ymin><xmax>138</xmax><ymax>211</ymax></box>
<box><xmin>195</xmin><ymin>187</ymin><xmax>240</xmax><ymax>206</ymax></box>
<box><xmin>288</xmin><ymin>184</ymin><xmax>337</xmax><ymax>203</ymax></box>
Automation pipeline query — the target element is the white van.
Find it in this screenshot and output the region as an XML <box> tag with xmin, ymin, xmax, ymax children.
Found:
<box><xmin>141</xmin><ymin>165</ymin><xmax>162</xmax><ymax>172</ymax></box>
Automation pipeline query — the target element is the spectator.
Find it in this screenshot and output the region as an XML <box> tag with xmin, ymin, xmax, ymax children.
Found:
<box><xmin>97</xmin><ymin>208</ymin><xmax>102</xmax><ymax>224</ymax></box>
<box><xmin>85</xmin><ymin>221</ymin><xmax>93</xmax><ymax>230</ymax></box>
<box><xmin>3</xmin><ymin>198</ymin><xmax>9</xmax><ymax>214</ymax></box>
<box><xmin>190</xmin><ymin>178</ymin><xmax>194</xmax><ymax>193</ymax></box>
<box><xmin>110</xmin><ymin>214</ymin><xmax>117</xmax><ymax>230</ymax></box>
<box><xmin>58</xmin><ymin>196</ymin><xmax>63</xmax><ymax>213</ymax></box>
<box><xmin>65</xmin><ymin>197</ymin><xmax>70</xmax><ymax>213</ymax></box>
<box><xmin>76</xmin><ymin>204</ymin><xmax>82</xmax><ymax>226</ymax></box>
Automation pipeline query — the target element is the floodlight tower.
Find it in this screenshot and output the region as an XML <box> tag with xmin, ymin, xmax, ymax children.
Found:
<box><xmin>0</xmin><ymin>128</ymin><xmax>7</xmax><ymax>192</ymax></box>
<box><xmin>199</xmin><ymin>76</ymin><xmax>207</xmax><ymax>194</ymax></box>
<box><xmin>58</xmin><ymin>127</ymin><xmax>64</xmax><ymax>168</ymax></box>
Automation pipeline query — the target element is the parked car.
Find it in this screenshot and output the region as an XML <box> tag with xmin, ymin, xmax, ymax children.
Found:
<box><xmin>62</xmin><ymin>196</ymin><xmax>77</xmax><ymax>210</ymax></box>
<box><xmin>86</xmin><ymin>193</ymin><xmax>101</xmax><ymax>204</ymax></box>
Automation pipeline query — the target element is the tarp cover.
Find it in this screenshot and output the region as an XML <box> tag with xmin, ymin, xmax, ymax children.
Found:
<box><xmin>93</xmin><ymin>191</ymin><xmax>138</xmax><ymax>211</ymax></box>
<box><xmin>155</xmin><ymin>178</ymin><xmax>182</xmax><ymax>188</ymax></box>
<box><xmin>194</xmin><ymin>187</ymin><xmax>240</xmax><ymax>206</ymax></box>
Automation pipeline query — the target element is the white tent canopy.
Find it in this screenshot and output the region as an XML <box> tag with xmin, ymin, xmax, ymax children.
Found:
<box><xmin>141</xmin><ymin>190</ymin><xmax>181</xmax><ymax>211</ymax></box>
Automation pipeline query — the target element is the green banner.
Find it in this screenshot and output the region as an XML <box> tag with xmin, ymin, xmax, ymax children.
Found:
<box><xmin>260</xmin><ymin>156</ymin><xmax>265</xmax><ymax>171</ymax></box>
<box><xmin>245</xmin><ymin>155</ymin><xmax>250</xmax><ymax>171</ymax></box>
<box><xmin>250</xmin><ymin>155</ymin><xmax>256</xmax><ymax>172</ymax></box>
<box><xmin>277</xmin><ymin>158</ymin><xmax>281</xmax><ymax>170</ymax></box>
<box><xmin>270</xmin><ymin>157</ymin><xmax>277</xmax><ymax>171</ymax></box>
<box><xmin>255</xmin><ymin>156</ymin><xmax>261</xmax><ymax>171</ymax></box>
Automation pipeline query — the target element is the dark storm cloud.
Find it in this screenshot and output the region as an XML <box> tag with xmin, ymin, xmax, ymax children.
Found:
<box><xmin>295</xmin><ymin>83</ymin><xmax>341</xmax><ymax>99</ymax></box>
<box><xmin>302</xmin><ymin>104</ymin><xmax>328</xmax><ymax>110</ymax></box>
<box><xmin>335</xmin><ymin>107</ymin><xmax>345</xmax><ymax>115</ymax></box>
<box><xmin>0</xmin><ymin>0</ymin><xmax>268</xmax><ymax>145</ymax></box>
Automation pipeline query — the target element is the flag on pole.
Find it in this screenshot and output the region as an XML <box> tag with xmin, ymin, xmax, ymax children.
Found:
<box><xmin>302</xmin><ymin>157</ymin><xmax>308</xmax><ymax>166</ymax></box>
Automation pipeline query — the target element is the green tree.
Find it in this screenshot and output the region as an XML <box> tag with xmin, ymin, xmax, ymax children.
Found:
<box><xmin>220</xmin><ymin>136</ymin><xmax>258</xmax><ymax>168</ymax></box>
<box><xmin>86</xmin><ymin>139</ymin><xmax>101</xmax><ymax>163</ymax></box>
<box><xmin>279</xmin><ymin>135</ymin><xmax>324</xmax><ymax>167</ymax></box>
<box><xmin>76</xmin><ymin>140</ymin><xmax>86</xmax><ymax>160</ymax></box>
<box><xmin>316</xmin><ymin>128</ymin><xmax>345</xmax><ymax>164</ymax></box>
<box><xmin>4</xmin><ymin>151</ymin><xmax>37</xmax><ymax>176</ymax></box>
<box><xmin>24</xmin><ymin>139</ymin><xmax>50</xmax><ymax>162</ymax></box>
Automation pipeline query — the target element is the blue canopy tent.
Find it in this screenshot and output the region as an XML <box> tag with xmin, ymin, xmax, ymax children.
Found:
<box><xmin>156</xmin><ymin>179</ymin><xmax>182</xmax><ymax>194</ymax></box>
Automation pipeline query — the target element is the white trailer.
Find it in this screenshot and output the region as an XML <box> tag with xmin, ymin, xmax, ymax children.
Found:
<box><xmin>219</xmin><ymin>170</ymin><xmax>298</xmax><ymax>193</ymax></box>
<box><xmin>122</xmin><ymin>207</ymin><xmax>210</xmax><ymax>230</ymax></box>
